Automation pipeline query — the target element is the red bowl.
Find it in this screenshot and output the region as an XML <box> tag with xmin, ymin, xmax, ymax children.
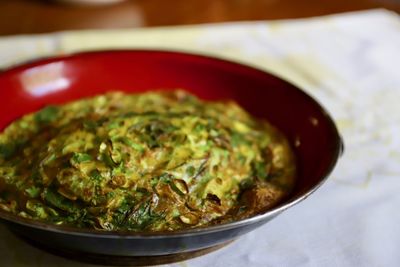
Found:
<box><xmin>0</xmin><ymin>50</ymin><xmax>343</xmax><ymax>265</ymax></box>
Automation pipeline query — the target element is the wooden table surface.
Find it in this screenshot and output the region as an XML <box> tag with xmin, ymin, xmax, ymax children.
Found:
<box><xmin>0</xmin><ymin>0</ymin><xmax>399</xmax><ymax>36</ymax></box>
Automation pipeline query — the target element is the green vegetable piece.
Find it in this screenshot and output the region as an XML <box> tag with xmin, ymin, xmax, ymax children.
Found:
<box><xmin>194</xmin><ymin>123</ymin><xmax>206</xmax><ymax>132</ymax></box>
<box><xmin>89</xmin><ymin>169</ymin><xmax>103</xmax><ymax>181</ymax></box>
<box><xmin>239</xmin><ymin>178</ymin><xmax>255</xmax><ymax>190</ymax></box>
<box><xmin>108</xmin><ymin>120</ymin><xmax>120</xmax><ymax>130</ymax></box>
<box><xmin>159</xmin><ymin>173</ymin><xmax>172</xmax><ymax>184</ymax></box>
<box><xmin>171</xmin><ymin>209</ymin><xmax>180</xmax><ymax>218</ymax></box>
<box><xmin>231</xmin><ymin>132</ymin><xmax>247</xmax><ymax>147</ymax></box>
<box><xmin>117</xmin><ymin>199</ymin><xmax>133</xmax><ymax>214</ymax></box>
<box><xmin>43</xmin><ymin>153</ymin><xmax>56</xmax><ymax>165</ymax></box>
<box><xmin>127</xmin><ymin>201</ymin><xmax>164</xmax><ymax>230</ymax></box>
<box><xmin>83</xmin><ymin>120</ymin><xmax>98</xmax><ymax>131</ymax></box>
<box><xmin>0</xmin><ymin>143</ymin><xmax>15</xmax><ymax>159</ymax></box>
<box><xmin>171</xmin><ymin>180</ymin><xmax>188</xmax><ymax>196</ymax></box>
<box><xmin>119</xmin><ymin>137</ymin><xmax>145</xmax><ymax>152</ymax></box>
<box><xmin>253</xmin><ymin>161</ymin><xmax>268</xmax><ymax>179</ymax></box>
<box><xmin>34</xmin><ymin>106</ymin><xmax>59</xmax><ymax>124</ymax></box>
<box><xmin>25</xmin><ymin>186</ymin><xmax>41</xmax><ymax>198</ymax></box>
<box><xmin>150</xmin><ymin>177</ymin><xmax>159</xmax><ymax>187</ymax></box>
<box><xmin>107</xmin><ymin>191</ymin><xmax>116</xmax><ymax>198</ymax></box>
<box><xmin>72</xmin><ymin>152</ymin><xmax>92</xmax><ymax>163</ymax></box>
<box><xmin>186</xmin><ymin>166</ymin><xmax>196</xmax><ymax>177</ymax></box>
<box><xmin>111</xmin><ymin>197</ymin><xmax>134</xmax><ymax>226</ymax></box>
<box><xmin>100</xmin><ymin>152</ymin><xmax>116</xmax><ymax>168</ymax></box>
<box><xmin>130</xmin><ymin>142</ymin><xmax>145</xmax><ymax>153</ymax></box>
<box><xmin>26</xmin><ymin>200</ymin><xmax>47</xmax><ymax>219</ymax></box>
<box><xmin>136</xmin><ymin>187</ymin><xmax>150</xmax><ymax>195</ymax></box>
<box><xmin>30</xmin><ymin>168</ymin><xmax>41</xmax><ymax>184</ymax></box>
<box><xmin>43</xmin><ymin>188</ymin><xmax>78</xmax><ymax>213</ymax></box>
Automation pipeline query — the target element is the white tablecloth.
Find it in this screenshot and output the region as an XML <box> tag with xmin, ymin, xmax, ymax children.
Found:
<box><xmin>0</xmin><ymin>9</ymin><xmax>399</xmax><ymax>267</ymax></box>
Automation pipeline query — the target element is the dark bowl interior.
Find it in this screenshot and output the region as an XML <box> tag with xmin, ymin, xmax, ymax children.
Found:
<box><xmin>0</xmin><ymin>50</ymin><xmax>342</xmax><ymax>262</ymax></box>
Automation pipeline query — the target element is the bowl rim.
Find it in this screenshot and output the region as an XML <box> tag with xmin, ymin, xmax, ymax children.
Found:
<box><xmin>0</xmin><ymin>49</ymin><xmax>344</xmax><ymax>238</ymax></box>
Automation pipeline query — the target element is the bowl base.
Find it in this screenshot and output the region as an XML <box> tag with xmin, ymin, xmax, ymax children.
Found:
<box><xmin>13</xmin><ymin>231</ymin><xmax>234</xmax><ymax>266</ymax></box>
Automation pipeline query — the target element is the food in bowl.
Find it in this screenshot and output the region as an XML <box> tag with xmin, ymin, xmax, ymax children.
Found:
<box><xmin>0</xmin><ymin>90</ymin><xmax>295</xmax><ymax>232</ymax></box>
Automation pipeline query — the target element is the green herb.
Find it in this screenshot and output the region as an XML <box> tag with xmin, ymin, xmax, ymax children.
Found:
<box><xmin>150</xmin><ymin>177</ymin><xmax>162</xmax><ymax>189</ymax></box>
<box><xmin>239</xmin><ymin>178</ymin><xmax>255</xmax><ymax>190</ymax></box>
<box><xmin>119</xmin><ymin>137</ymin><xmax>145</xmax><ymax>152</ymax></box>
<box><xmin>107</xmin><ymin>191</ymin><xmax>116</xmax><ymax>198</ymax></box>
<box><xmin>159</xmin><ymin>173</ymin><xmax>172</xmax><ymax>184</ymax></box>
<box><xmin>252</xmin><ymin>161</ymin><xmax>268</xmax><ymax>179</ymax></box>
<box><xmin>237</xmin><ymin>154</ymin><xmax>247</xmax><ymax>165</ymax></box>
<box><xmin>71</xmin><ymin>152</ymin><xmax>92</xmax><ymax>163</ymax></box>
<box><xmin>231</xmin><ymin>131</ymin><xmax>247</xmax><ymax>147</ymax></box>
<box><xmin>43</xmin><ymin>153</ymin><xmax>56</xmax><ymax>165</ymax></box>
<box><xmin>112</xmin><ymin>196</ymin><xmax>134</xmax><ymax>226</ymax></box>
<box><xmin>43</xmin><ymin>188</ymin><xmax>78</xmax><ymax>213</ymax></box>
<box><xmin>117</xmin><ymin>198</ymin><xmax>133</xmax><ymax>214</ymax></box>
<box><xmin>26</xmin><ymin>200</ymin><xmax>47</xmax><ymax>219</ymax></box>
<box><xmin>25</xmin><ymin>186</ymin><xmax>41</xmax><ymax>198</ymax></box>
<box><xmin>83</xmin><ymin>120</ymin><xmax>98</xmax><ymax>131</ymax></box>
<box><xmin>89</xmin><ymin>169</ymin><xmax>103</xmax><ymax>181</ymax></box>
<box><xmin>169</xmin><ymin>180</ymin><xmax>186</xmax><ymax>196</ymax></box>
<box><xmin>126</xmin><ymin>201</ymin><xmax>164</xmax><ymax>230</ymax></box>
<box><xmin>100</xmin><ymin>152</ymin><xmax>116</xmax><ymax>168</ymax></box>
<box><xmin>0</xmin><ymin>143</ymin><xmax>15</xmax><ymax>159</ymax></box>
<box><xmin>186</xmin><ymin>166</ymin><xmax>196</xmax><ymax>177</ymax></box>
<box><xmin>108</xmin><ymin>120</ymin><xmax>120</xmax><ymax>130</ymax></box>
<box><xmin>30</xmin><ymin>168</ymin><xmax>41</xmax><ymax>184</ymax></box>
<box><xmin>194</xmin><ymin>123</ymin><xmax>206</xmax><ymax>132</ymax></box>
<box><xmin>34</xmin><ymin>106</ymin><xmax>59</xmax><ymax>124</ymax></box>
<box><xmin>136</xmin><ymin>187</ymin><xmax>150</xmax><ymax>195</ymax></box>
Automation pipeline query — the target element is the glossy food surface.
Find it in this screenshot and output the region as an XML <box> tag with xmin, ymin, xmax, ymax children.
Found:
<box><xmin>0</xmin><ymin>90</ymin><xmax>295</xmax><ymax>231</ymax></box>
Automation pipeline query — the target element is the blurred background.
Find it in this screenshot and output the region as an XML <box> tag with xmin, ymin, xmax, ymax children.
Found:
<box><xmin>0</xmin><ymin>0</ymin><xmax>399</xmax><ymax>36</ymax></box>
